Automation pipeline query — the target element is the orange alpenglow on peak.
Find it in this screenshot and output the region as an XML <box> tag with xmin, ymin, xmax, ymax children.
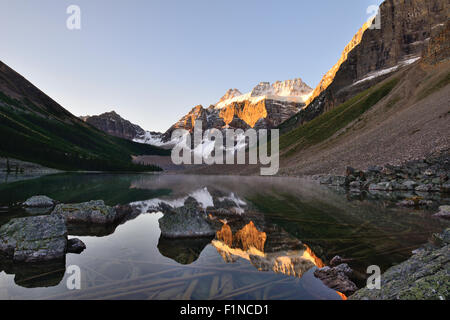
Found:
<box><xmin>306</xmin><ymin>17</ymin><xmax>375</xmax><ymax>105</ymax></box>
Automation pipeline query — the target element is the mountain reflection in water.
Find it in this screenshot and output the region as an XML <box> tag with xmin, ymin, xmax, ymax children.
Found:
<box><xmin>213</xmin><ymin>221</ymin><xmax>325</xmax><ymax>278</ymax></box>
<box><xmin>0</xmin><ymin>173</ymin><xmax>447</xmax><ymax>300</ymax></box>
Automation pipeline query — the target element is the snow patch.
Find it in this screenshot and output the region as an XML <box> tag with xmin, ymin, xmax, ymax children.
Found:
<box><xmin>353</xmin><ymin>57</ymin><xmax>421</xmax><ymax>86</ymax></box>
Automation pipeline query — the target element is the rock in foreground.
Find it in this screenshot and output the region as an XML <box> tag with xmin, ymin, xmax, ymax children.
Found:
<box><xmin>158</xmin><ymin>197</ymin><xmax>216</xmax><ymax>238</ymax></box>
<box><xmin>52</xmin><ymin>200</ymin><xmax>125</xmax><ymax>224</ymax></box>
<box><xmin>0</xmin><ymin>215</ymin><xmax>67</xmax><ymax>262</ymax></box>
<box><xmin>350</xmin><ymin>228</ymin><xmax>450</xmax><ymax>300</ymax></box>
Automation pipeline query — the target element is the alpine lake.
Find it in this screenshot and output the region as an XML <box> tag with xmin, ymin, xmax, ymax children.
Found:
<box><xmin>0</xmin><ymin>173</ymin><xmax>448</xmax><ymax>300</ymax></box>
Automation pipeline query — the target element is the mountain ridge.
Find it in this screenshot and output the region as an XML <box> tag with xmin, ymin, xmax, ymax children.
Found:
<box><xmin>0</xmin><ymin>60</ymin><xmax>169</xmax><ymax>171</ymax></box>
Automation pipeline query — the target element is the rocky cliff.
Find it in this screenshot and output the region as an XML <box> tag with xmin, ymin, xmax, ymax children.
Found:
<box><xmin>161</xmin><ymin>78</ymin><xmax>312</xmax><ymax>142</ymax></box>
<box><xmin>422</xmin><ymin>19</ymin><xmax>449</xmax><ymax>65</ymax></box>
<box><xmin>287</xmin><ymin>0</ymin><xmax>449</xmax><ymax>130</ymax></box>
<box><xmin>80</xmin><ymin>111</ymin><xmax>146</xmax><ymax>141</ymax></box>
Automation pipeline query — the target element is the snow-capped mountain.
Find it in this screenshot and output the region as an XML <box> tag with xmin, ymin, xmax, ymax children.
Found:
<box><xmin>82</xmin><ymin>78</ymin><xmax>313</xmax><ymax>150</ymax></box>
<box><xmin>217</xmin><ymin>89</ymin><xmax>242</xmax><ymax>104</ymax></box>
<box><xmin>215</xmin><ymin>78</ymin><xmax>313</xmax><ymax>109</ymax></box>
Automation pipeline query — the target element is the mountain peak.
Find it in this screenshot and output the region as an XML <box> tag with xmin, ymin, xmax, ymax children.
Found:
<box><xmin>218</xmin><ymin>89</ymin><xmax>242</xmax><ymax>103</ymax></box>
<box><xmin>81</xmin><ymin>110</ymin><xmax>145</xmax><ymax>140</ymax></box>
<box><xmin>250</xmin><ymin>79</ymin><xmax>313</xmax><ymax>98</ymax></box>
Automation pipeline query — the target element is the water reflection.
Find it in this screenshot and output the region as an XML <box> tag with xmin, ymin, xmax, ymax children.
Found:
<box><xmin>157</xmin><ymin>237</ymin><xmax>213</xmax><ymax>265</ymax></box>
<box><xmin>211</xmin><ymin>221</ymin><xmax>324</xmax><ymax>279</ymax></box>
<box><xmin>0</xmin><ymin>173</ymin><xmax>448</xmax><ymax>299</ymax></box>
<box><xmin>0</xmin><ymin>259</ymin><xmax>65</xmax><ymax>289</ymax></box>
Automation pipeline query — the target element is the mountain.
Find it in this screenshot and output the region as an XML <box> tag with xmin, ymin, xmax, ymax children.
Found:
<box><xmin>80</xmin><ymin>111</ymin><xmax>146</xmax><ymax>141</ymax></box>
<box><xmin>0</xmin><ymin>61</ymin><xmax>170</xmax><ymax>171</ymax></box>
<box><xmin>282</xmin><ymin>0</ymin><xmax>448</xmax><ymax>133</ymax></box>
<box><xmin>190</xmin><ymin>0</ymin><xmax>450</xmax><ymax>176</ymax></box>
<box><xmin>217</xmin><ymin>89</ymin><xmax>242</xmax><ymax>104</ymax></box>
<box><xmin>157</xmin><ymin>78</ymin><xmax>313</xmax><ymax>145</ymax></box>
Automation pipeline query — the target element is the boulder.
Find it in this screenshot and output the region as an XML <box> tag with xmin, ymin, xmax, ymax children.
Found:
<box><xmin>0</xmin><ymin>215</ymin><xmax>67</xmax><ymax>262</ymax></box>
<box><xmin>158</xmin><ymin>197</ymin><xmax>216</xmax><ymax>238</ymax></box>
<box><xmin>314</xmin><ymin>263</ymin><xmax>358</xmax><ymax>296</ymax></box>
<box><xmin>23</xmin><ymin>195</ymin><xmax>55</xmax><ymax>208</ymax></box>
<box><xmin>52</xmin><ymin>200</ymin><xmax>125</xmax><ymax>224</ymax></box>
<box><xmin>330</xmin><ymin>176</ymin><xmax>346</xmax><ymax>187</ymax></box>
<box><xmin>367</xmin><ymin>165</ymin><xmax>383</xmax><ymax>174</ymax></box>
<box><xmin>349</xmin><ymin>181</ymin><xmax>362</xmax><ymax>189</ymax></box>
<box><xmin>434</xmin><ymin>206</ymin><xmax>450</xmax><ymax>220</ymax></box>
<box><xmin>415</xmin><ymin>184</ymin><xmax>432</xmax><ymax>192</ymax></box>
<box><xmin>396</xmin><ymin>199</ymin><xmax>415</xmax><ymax>207</ymax></box>
<box><xmin>369</xmin><ymin>182</ymin><xmax>390</xmax><ymax>191</ymax></box>
<box><xmin>318</xmin><ymin>175</ymin><xmax>332</xmax><ymax>185</ymax></box>
<box><xmin>402</xmin><ymin>181</ymin><xmax>418</xmax><ymax>190</ymax></box>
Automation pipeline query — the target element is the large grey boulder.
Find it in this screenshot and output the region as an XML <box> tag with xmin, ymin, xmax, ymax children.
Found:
<box><xmin>23</xmin><ymin>195</ymin><xmax>55</xmax><ymax>208</ymax></box>
<box><xmin>158</xmin><ymin>197</ymin><xmax>216</xmax><ymax>238</ymax></box>
<box><xmin>52</xmin><ymin>200</ymin><xmax>125</xmax><ymax>224</ymax></box>
<box><xmin>0</xmin><ymin>215</ymin><xmax>67</xmax><ymax>262</ymax></box>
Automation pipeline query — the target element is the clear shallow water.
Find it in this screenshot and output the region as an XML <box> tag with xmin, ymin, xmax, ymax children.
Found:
<box><xmin>0</xmin><ymin>173</ymin><xmax>448</xmax><ymax>300</ymax></box>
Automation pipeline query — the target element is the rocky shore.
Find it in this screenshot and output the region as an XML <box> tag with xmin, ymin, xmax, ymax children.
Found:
<box><xmin>0</xmin><ymin>197</ymin><xmax>136</xmax><ymax>264</ymax></box>
<box><xmin>350</xmin><ymin>228</ymin><xmax>450</xmax><ymax>300</ymax></box>
<box><xmin>314</xmin><ymin>153</ymin><xmax>450</xmax><ymax>299</ymax></box>
<box><xmin>315</xmin><ymin>152</ymin><xmax>450</xmax><ymax>210</ymax></box>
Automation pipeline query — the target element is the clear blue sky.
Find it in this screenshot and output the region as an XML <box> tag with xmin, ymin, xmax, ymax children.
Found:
<box><xmin>0</xmin><ymin>0</ymin><xmax>383</xmax><ymax>132</ymax></box>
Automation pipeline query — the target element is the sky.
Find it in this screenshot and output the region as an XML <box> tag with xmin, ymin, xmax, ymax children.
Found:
<box><xmin>0</xmin><ymin>0</ymin><xmax>383</xmax><ymax>132</ymax></box>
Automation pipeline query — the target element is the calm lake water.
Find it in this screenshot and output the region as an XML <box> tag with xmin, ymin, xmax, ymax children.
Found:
<box><xmin>0</xmin><ymin>173</ymin><xmax>448</xmax><ymax>300</ymax></box>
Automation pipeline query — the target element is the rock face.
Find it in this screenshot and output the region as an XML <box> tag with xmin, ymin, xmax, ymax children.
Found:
<box><xmin>217</xmin><ymin>89</ymin><xmax>242</xmax><ymax>104</ymax></box>
<box><xmin>422</xmin><ymin>20</ymin><xmax>450</xmax><ymax>65</ymax></box>
<box><xmin>314</xmin><ymin>263</ymin><xmax>358</xmax><ymax>296</ymax></box>
<box><xmin>160</xmin><ymin>78</ymin><xmax>312</xmax><ymax>144</ymax></box>
<box><xmin>0</xmin><ymin>215</ymin><xmax>67</xmax><ymax>262</ymax></box>
<box><xmin>80</xmin><ymin>111</ymin><xmax>146</xmax><ymax>140</ymax></box>
<box><xmin>350</xmin><ymin>228</ymin><xmax>450</xmax><ymax>300</ymax></box>
<box><xmin>158</xmin><ymin>197</ymin><xmax>216</xmax><ymax>238</ymax></box>
<box><xmin>52</xmin><ymin>200</ymin><xmax>126</xmax><ymax>225</ymax></box>
<box><xmin>288</xmin><ymin>0</ymin><xmax>448</xmax><ymax>131</ymax></box>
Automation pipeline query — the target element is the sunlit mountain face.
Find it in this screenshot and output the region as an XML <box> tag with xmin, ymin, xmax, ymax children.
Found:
<box><xmin>305</xmin><ymin>18</ymin><xmax>374</xmax><ymax>106</ymax></box>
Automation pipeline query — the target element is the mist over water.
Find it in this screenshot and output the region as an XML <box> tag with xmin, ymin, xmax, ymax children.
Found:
<box><xmin>0</xmin><ymin>173</ymin><xmax>447</xmax><ymax>299</ymax></box>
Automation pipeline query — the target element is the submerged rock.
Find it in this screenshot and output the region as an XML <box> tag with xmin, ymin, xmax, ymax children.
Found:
<box><xmin>158</xmin><ymin>197</ymin><xmax>216</xmax><ymax>238</ymax></box>
<box><xmin>23</xmin><ymin>195</ymin><xmax>55</xmax><ymax>208</ymax></box>
<box><xmin>350</xmin><ymin>228</ymin><xmax>450</xmax><ymax>300</ymax></box>
<box><xmin>314</xmin><ymin>263</ymin><xmax>358</xmax><ymax>296</ymax></box>
<box><xmin>0</xmin><ymin>215</ymin><xmax>67</xmax><ymax>262</ymax></box>
<box><xmin>52</xmin><ymin>200</ymin><xmax>125</xmax><ymax>224</ymax></box>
